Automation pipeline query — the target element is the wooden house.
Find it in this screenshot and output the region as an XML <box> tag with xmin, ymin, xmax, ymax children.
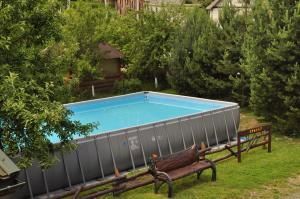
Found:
<box><xmin>206</xmin><ymin>0</ymin><xmax>250</xmax><ymax>22</ymax></box>
<box><xmin>80</xmin><ymin>42</ymin><xmax>124</xmax><ymax>92</ymax></box>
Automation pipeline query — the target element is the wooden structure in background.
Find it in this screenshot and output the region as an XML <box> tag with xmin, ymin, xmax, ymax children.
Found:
<box><xmin>116</xmin><ymin>0</ymin><xmax>144</xmax><ymax>14</ymax></box>
<box><xmin>207</xmin><ymin>123</ymin><xmax>272</xmax><ymax>163</ymax></box>
<box><xmin>237</xmin><ymin>123</ymin><xmax>272</xmax><ymax>162</ymax></box>
<box><xmin>80</xmin><ymin>42</ymin><xmax>124</xmax><ymax>92</ymax></box>
<box><xmin>0</xmin><ymin>149</ymin><xmax>25</xmax><ymax>196</ymax></box>
<box><xmin>206</xmin><ymin>0</ymin><xmax>251</xmax><ymax>22</ymax></box>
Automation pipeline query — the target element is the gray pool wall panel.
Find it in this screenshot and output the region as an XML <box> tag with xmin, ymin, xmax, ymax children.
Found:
<box><xmin>5</xmin><ymin>92</ymin><xmax>240</xmax><ymax>199</ymax></box>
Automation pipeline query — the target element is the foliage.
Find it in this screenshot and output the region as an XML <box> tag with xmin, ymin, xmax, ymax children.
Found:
<box><xmin>62</xmin><ymin>1</ymin><xmax>117</xmax><ymax>83</ymax></box>
<box><xmin>100</xmin><ymin>6</ymin><xmax>185</xmax><ymax>83</ymax></box>
<box><xmin>218</xmin><ymin>4</ymin><xmax>249</xmax><ymax>105</ymax></box>
<box><xmin>63</xmin><ymin>2</ymin><xmax>184</xmax><ymax>88</ymax></box>
<box><xmin>167</xmin><ymin>5</ymin><xmax>249</xmax><ymax>101</ymax></box>
<box><xmin>114</xmin><ymin>78</ymin><xmax>143</xmax><ymax>94</ymax></box>
<box><xmin>168</xmin><ymin>8</ymin><xmax>229</xmax><ymax>98</ymax></box>
<box><xmin>1</xmin><ymin>0</ymin><xmax>299</xmax><ymax>171</ymax></box>
<box><xmin>0</xmin><ymin>0</ymin><xmax>96</xmax><ymax>168</ymax></box>
<box><xmin>243</xmin><ymin>0</ymin><xmax>300</xmax><ymax>135</ymax></box>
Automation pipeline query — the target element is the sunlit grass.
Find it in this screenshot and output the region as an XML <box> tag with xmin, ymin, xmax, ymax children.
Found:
<box><xmin>102</xmin><ymin>135</ymin><xmax>300</xmax><ymax>199</ymax></box>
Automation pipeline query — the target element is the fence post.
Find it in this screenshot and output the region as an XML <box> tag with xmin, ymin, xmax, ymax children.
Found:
<box><xmin>237</xmin><ymin>132</ymin><xmax>241</xmax><ymax>163</ymax></box>
<box><xmin>268</xmin><ymin>126</ymin><xmax>272</xmax><ymax>153</ymax></box>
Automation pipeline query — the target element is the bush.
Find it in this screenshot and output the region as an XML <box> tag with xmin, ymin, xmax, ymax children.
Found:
<box><xmin>114</xmin><ymin>78</ymin><xmax>143</xmax><ymax>94</ymax></box>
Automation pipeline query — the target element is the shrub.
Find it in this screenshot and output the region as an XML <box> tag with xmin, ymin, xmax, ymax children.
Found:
<box><xmin>114</xmin><ymin>78</ymin><xmax>143</xmax><ymax>94</ymax></box>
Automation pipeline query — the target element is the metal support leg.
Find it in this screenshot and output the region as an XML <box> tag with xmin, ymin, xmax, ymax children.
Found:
<box><xmin>201</xmin><ymin>117</ymin><xmax>210</xmax><ymax>147</ymax></box>
<box><xmin>178</xmin><ymin>119</ymin><xmax>186</xmax><ymax>149</ymax></box>
<box><xmin>223</xmin><ymin>111</ymin><xmax>231</xmax><ymax>144</ymax></box>
<box><xmin>42</xmin><ymin>170</ymin><xmax>50</xmax><ymax>198</ymax></box>
<box><xmin>211</xmin><ymin>115</ymin><xmax>219</xmax><ymax>147</ymax></box>
<box><xmin>137</xmin><ymin>128</ymin><xmax>147</xmax><ymax>166</ymax></box>
<box><xmin>25</xmin><ymin>169</ymin><xmax>34</xmax><ymax>199</ymax></box>
<box><xmin>107</xmin><ymin>134</ymin><xmax>117</xmax><ymax>170</ymax></box>
<box><xmin>164</xmin><ymin>122</ymin><xmax>173</xmax><ymax>154</ymax></box>
<box><xmin>231</xmin><ymin>110</ymin><xmax>238</xmax><ymax>137</ymax></box>
<box><xmin>62</xmin><ymin>152</ymin><xmax>72</xmax><ymax>189</ymax></box>
<box><xmin>153</xmin><ymin>124</ymin><xmax>162</xmax><ymax>157</ymax></box>
<box><xmin>94</xmin><ymin>137</ymin><xmax>105</xmax><ymax>178</ymax></box>
<box><xmin>190</xmin><ymin>126</ymin><xmax>196</xmax><ymax>146</ymax></box>
<box><xmin>75</xmin><ymin>149</ymin><xmax>86</xmax><ymax>184</ymax></box>
<box><xmin>125</xmin><ymin>131</ymin><xmax>135</xmax><ymax>170</ymax></box>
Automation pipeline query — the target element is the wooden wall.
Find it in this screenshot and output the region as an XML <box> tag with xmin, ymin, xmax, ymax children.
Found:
<box><xmin>116</xmin><ymin>0</ymin><xmax>144</xmax><ymax>14</ymax></box>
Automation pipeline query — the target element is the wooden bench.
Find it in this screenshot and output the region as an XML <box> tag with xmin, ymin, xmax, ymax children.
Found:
<box><xmin>149</xmin><ymin>145</ymin><xmax>216</xmax><ymax>198</ymax></box>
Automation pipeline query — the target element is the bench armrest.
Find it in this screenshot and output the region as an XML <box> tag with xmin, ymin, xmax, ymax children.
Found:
<box><xmin>198</xmin><ymin>147</ymin><xmax>212</xmax><ymax>154</ymax></box>
<box><xmin>155</xmin><ymin>171</ymin><xmax>172</xmax><ymax>182</ymax></box>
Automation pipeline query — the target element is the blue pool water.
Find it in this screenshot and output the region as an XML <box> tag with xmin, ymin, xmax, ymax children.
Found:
<box><xmin>50</xmin><ymin>92</ymin><xmax>227</xmax><ymax>143</ymax></box>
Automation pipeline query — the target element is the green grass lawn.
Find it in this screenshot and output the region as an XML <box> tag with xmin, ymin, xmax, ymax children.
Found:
<box><xmin>100</xmin><ymin>135</ymin><xmax>300</xmax><ymax>199</ymax></box>
<box><xmin>100</xmin><ymin>110</ymin><xmax>300</xmax><ymax>199</ymax></box>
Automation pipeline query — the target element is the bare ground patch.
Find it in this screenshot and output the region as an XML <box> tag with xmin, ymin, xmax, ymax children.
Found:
<box><xmin>242</xmin><ymin>175</ymin><xmax>300</xmax><ymax>199</ymax></box>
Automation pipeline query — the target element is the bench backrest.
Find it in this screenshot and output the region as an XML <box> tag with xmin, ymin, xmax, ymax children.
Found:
<box><xmin>154</xmin><ymin>145</ymin><xmax>198</xmax><ymax>172</ymax></box>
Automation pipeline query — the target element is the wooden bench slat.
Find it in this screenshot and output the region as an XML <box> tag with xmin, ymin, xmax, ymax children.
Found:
<box><xmin>155</xmin><ymin>145</ymin><xmax>197</xmax><ymax>172</ymax></box>
<box><xmin>166</xmin><ymin>161</ymin><xmax>212</xmax><ymax>180</ymax></box>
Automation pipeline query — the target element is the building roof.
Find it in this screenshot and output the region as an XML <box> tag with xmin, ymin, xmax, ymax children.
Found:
<box><xmin>0</xmin><ymin>149</ymin><xmax>20</xmax><ymax>179</ymax></box>
<box><xmin>206</xmin><ymin>0</ymin><xmax>250</xmax><ymax>10</ymax></box>
<box><xmin>146</xmin><ymin>0</ymin><xmax>184</xmax><ymax>4</ymax></box>
<box><xmin>206</xmin><ymin>0</ymin><xmax>223</xmax><ymax>10</ymax></box>
<box><xmin>98</xmin><ymin>42</ymin><xmax>124</xmax><ymax>59</ymax></box>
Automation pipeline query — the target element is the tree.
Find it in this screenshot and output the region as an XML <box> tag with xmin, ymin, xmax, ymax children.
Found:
<box><xmin>0</xmin><ymin>0</ymin><xmax>96</xmax><ymax>168</ymax></box>
<box><xmin>243</xmin><ymin>0</ymin><xmax>300</xmax><ymax>135</ymax></box>
<box><xmin>218</xmin><ymin>3</ymin><xmax>249</xmax><ymax>105</ymax></box>
<box><xmin>100</xmin><ymin>6</ymin><xmax>184</xmax><ymax>86</ymax></box>
<box><xmin>62</xmin><ymin>1</ymin><xmax>117</xmax><ymax>87</ymax></box>
<box><xmin>167</xmin><ymin>8</ymin><xmax>230</xmax><ymax>98</ymax></box>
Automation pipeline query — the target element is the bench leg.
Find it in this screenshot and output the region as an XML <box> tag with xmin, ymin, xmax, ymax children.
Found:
<box><xmin>197</xmin><ymin>170</ymin><xmax>203</xmax><ymax>180</ymax></box>
<box><xmin>166</xmin><ymin>180</ymin><xmax>173</xmax><ymax>198</ymax></box>
<box><xmin>211</xmin><ymin>165</ymin><xmax>217</xmax><ymax>181</ymax></box>
<box><xmin>155</xmin><ymin>179</ymin><xmax>173</xmax><ymax>198</ymax></box>
<box><xmin>154</xmin><ymin>180</ymin><xmax>165</xmax><ymax>194</ymax></box>
<box><xmin>154</xmin><ymin>179</ymin><xmax>159</xmax><ymax>194</ymax></box>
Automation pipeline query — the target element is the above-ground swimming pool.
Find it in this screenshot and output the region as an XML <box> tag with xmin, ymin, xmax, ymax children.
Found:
<box><xmin>11</xmin><ymin>92</ymin><xmax>240</xmax><ymax>199</ymax></box>
<box><xmin>50</xmin><ymin>92</ymin><xmax>233</xmax><ymax>143</ymax></box>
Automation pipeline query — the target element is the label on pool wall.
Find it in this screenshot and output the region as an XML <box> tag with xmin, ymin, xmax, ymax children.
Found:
<box><xmin>152</xmin><ymin>135</ymin><xmax>162</xmax><ymax>142</ymax></box>
<box><xmin>152</xmin><ymin>136</ymin><xmax>156</xmax><ymax>142</ymax></box>
<box><xmin>128</xmin><ymin>136</ymin><xmax>139</xmax><ymax>151</ymax></box>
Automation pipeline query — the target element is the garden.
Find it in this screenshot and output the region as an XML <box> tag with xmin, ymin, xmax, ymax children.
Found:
<box><xmin>0</xmin><ymin>0</ymin><xmax>299</xmax><ymax>198</ymax></box>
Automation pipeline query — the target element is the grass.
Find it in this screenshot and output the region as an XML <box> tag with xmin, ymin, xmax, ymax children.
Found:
<box><xmin>100</xmin><ymin>137</ymin><xmax>300</xmax><ymax>199</ymax></box>
<box><xmin>100</xmin><ymin>110</ymin><xmax>300</xmax><ymax>199</ymax></box>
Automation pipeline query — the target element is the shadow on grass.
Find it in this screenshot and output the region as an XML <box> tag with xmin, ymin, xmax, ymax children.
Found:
<box><xmin>156</xmin><ymin>173</ymin><xmax>213</xmax><ymax>197</ymax></box>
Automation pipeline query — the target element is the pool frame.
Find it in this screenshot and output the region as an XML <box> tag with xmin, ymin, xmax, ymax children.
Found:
<box><xmin>12</xmin><ymin>92</ymin><xmax>240</xmax><ymax>198</ymax></box>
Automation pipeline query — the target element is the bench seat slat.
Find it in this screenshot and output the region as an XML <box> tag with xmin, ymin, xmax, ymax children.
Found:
<box><xmin>165</xmin><ymin>161</ymin><xmax>212</xmax><ymax>180</ymax></box>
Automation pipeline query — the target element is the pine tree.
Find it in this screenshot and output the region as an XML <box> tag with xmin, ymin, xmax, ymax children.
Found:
<box><xmin>243</xmin><ymin>0</ymin><xmax>300</xmax><ymax>135</ymax></box>
<box><xmin>218</xmin><ymin>3</ymin><xmax>249</xmax><ymax>105</ymax></box>
<box><xmin>168</xmin><ymin>8</ymin><xmax>227</xmax><ymax>98</ymax></box>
